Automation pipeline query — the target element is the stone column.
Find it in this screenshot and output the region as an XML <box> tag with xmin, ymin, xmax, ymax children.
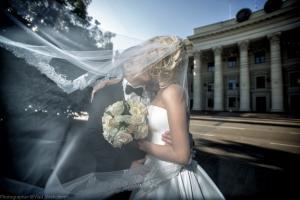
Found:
<box><xmin>238</xmin><ymin>40</ymin><xmax>250</xmax><ymax>111</ymax></box>
<box><xmin>192</xmin><ymin>51</ymin><xmax>202</xmax><ymax>110</ymax></box>
<box><xmin>268</xmin><ymin>33</ymin><xmax>284</xmax><ymax>112</ymax></box>
<box><xmin>213</xmin><ymin>46</ymin><xmax>224</xmax><ymax>111</ymax></box>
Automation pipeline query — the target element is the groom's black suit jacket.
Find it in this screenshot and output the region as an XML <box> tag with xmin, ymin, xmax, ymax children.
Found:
<box><xmin>86</xmin><ymin>81</ymin><xmax>145</xmax><ymax>172</ymax></box>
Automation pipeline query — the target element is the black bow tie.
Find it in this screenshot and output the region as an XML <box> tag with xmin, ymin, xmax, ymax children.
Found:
<box><xmin>125</xmin><ymin>85</ymin><xmax>144</xmax><ymax>96</ymax></box>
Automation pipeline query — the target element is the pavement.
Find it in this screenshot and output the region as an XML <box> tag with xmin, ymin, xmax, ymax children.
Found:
<box><xmin>190</xmin><ymin>111</ymin><xmax>300</xmax><ymax>127</ymax></box>
<box><xmin>189</xmin><ymin>115</ymin><xmax>300</xmax><ymax>199</ymax></box>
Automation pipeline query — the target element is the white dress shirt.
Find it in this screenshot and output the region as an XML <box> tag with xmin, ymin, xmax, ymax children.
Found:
<box><xmin>122</xmin><ymin>79</ymin><xmax>150</xmax><ymax>105</ymax></box>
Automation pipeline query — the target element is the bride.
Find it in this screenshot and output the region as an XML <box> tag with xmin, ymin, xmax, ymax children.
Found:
<box><xmin>123</xmin><ymin>36</ymin><xmax>225</xmax><ymax>200</ymax></box>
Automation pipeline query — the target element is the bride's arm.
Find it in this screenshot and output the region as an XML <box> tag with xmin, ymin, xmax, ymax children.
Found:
<box><xmin>138</xmin><ymin>84</ymin><xmax>190</xmax><ymax>165</ymax></box>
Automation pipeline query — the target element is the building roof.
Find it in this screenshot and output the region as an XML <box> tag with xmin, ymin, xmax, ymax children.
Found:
<box><xmin>187</xmin><ymin>0</ymin><xmax>299</xmax><ymax>52</ymax></box>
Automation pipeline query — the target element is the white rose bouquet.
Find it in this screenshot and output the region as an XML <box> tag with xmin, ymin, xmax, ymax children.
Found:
<box><xmin>102</xmin><ymin>100</ymin><xmax>149</xmax><ymax>148</ymax></box>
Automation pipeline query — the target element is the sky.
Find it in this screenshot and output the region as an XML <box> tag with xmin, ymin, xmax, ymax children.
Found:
<box><xmin>88</xmin><ymin>0</ymin><xmax>267</xmax><ymax>50</ymax></box>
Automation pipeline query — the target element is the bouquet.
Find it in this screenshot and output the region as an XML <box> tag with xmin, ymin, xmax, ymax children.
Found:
<box><xmin>102</xmin><ymin>100</ymin><xmax>149</xmax><ymax>148</ymax></box>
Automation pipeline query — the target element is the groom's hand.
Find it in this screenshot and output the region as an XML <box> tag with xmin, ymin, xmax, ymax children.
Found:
<box><xmin>162</xmin><ymin>131</ymin><xmax>173</xmax><ymax>145</ymax></box>
<box><xmin>137</xmin><ymin>139</ymin><xmax>149</xmax><ymax>152</ymax></box>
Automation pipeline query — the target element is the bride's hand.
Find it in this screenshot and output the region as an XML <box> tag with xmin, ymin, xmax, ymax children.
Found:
<box><xmin>130</xmin><ymin>158</ymin><xmax>145</xmax><ymax>168</ymax></box>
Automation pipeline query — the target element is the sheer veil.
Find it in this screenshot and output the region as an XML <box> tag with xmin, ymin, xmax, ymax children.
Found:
<box><xmin>0</xmin><ymin>3</ymin><xmax>189</xmax><ymax>199</ymax></box>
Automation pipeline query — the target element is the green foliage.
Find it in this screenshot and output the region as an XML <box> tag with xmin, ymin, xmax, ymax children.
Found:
<box><xmin>2</xmin><ymin>0</ymin><xmax>115</xmax><ymax>50</ymax></box>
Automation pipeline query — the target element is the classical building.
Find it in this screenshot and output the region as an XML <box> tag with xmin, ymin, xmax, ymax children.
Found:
<box><xmin>186</xmin><ymin>0</ymin><xmax>300</xmax><ymax>113</ymax></box>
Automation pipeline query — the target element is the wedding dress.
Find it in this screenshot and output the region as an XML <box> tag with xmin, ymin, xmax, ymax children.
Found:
<box><xmin>130</xmin><ymin>105</ymin><xmax>225</xmax><ymax>200</ymax></box>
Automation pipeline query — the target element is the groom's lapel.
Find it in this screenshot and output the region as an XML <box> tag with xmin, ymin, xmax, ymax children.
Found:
<box><xmin>112</xmin><ymin>81</ymin><xmax>125</xmax><ymax>101</ymax></box>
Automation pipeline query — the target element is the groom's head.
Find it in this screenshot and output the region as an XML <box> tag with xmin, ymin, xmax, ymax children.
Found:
<box><xmin>118</xmin><ymin>46</ymin><xmax>151</xmax><ymax>86</ymax></box>
<box><xmin>123</xmin><ymin>63</ymin><xmax>151</xmax><ymax>87</ymax></box>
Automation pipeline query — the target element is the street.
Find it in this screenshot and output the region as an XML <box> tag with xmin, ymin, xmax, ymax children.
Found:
<box><xmin>189</xmin><ymin>119</ymin><xmax>300</xmax><ymax>199</ymax></box>
<box><xmin>190</xmin><ymin>120</ymin><xmax>300</xmax><ymax>154</ymax></box>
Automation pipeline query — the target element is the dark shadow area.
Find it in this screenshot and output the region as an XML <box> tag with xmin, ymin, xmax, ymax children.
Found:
<box><xmin>193</xmin><ymin>137</ymin><xmax>300</xmax><ymax>199</ymax></box>
<box><xmin>0</xmin><ymin>41</ymin><xmax>91</xmax><ymax>189</ymax></box>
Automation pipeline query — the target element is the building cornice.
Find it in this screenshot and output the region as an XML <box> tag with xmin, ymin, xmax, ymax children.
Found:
<box><xmin>188</xmin><ymin>0</ymin><xmax>299</xmax><ymax>49</ymax></box>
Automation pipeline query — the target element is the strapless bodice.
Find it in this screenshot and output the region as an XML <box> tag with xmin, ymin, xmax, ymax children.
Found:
<box><xmin>147</xmin><ymin>105</ymin><xmax>169</xmax><ymax>145</ymax></box>
<box><xmin>145</xmin><ymin>105</ymin><xmax>181</xmax><ymax>166</ymax></box>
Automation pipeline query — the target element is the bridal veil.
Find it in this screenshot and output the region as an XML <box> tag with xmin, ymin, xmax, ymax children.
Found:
<box><xmin>0</xmin><ymin>3</ymin><xmax>190</xmax><ymax>199</ymax></box>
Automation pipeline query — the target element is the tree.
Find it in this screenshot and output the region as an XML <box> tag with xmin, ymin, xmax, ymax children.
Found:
<box><xmin>1</xmin><ymin>0</ymin><xmax>114</xmax><ymax>50</ymax></box>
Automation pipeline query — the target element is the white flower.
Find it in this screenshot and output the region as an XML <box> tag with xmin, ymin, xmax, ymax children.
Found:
<box><xmin>106</xmin><ymin>101</ymin><xmax>124</xmax><ymax>116</ymax></box>
<box><xmin>128</xmin><ymin>100</ymin><xmax>147</xmax><ymax>116</ymax></box>
<box><xmin>130</xmin><ymin>115</ymin><xmax>145</xmax><ymax>125</ymax></box>
<box><xmin>102</xmin><ymin>114</ymin><xmax>115</xmax><ymax>130</ymax></box>
<box><xmin>114</xmin><ymin>115</ymin><xmax>131</xmax><ymax>124</ymax></box>
<box><xmin>134</xmin><ymin>124</ymin><xmax>149</xmax><ymax>139</ymax></box>
<box><xmin>112</xmin><ymin>131</ymin><xmax>133</xmax><ymax>148</ymax></box>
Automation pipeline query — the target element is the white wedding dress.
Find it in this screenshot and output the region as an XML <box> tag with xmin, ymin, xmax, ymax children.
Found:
<box><xmin>130</xmin><ymin>105</ymin><xmax>225</xmax><ymax>200</ymax></box>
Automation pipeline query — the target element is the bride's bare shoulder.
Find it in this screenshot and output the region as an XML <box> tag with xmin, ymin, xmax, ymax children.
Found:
<box><xmin>161</xmin><ymin>84</ymin><xmax>185</xmax><ymax>101</ymax></box>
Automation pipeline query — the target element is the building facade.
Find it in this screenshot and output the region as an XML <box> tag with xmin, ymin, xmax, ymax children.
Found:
<box><xmin>186</xmin><ymin>0</ymin><xmax>300</xmax><ymax>113</ymax></box>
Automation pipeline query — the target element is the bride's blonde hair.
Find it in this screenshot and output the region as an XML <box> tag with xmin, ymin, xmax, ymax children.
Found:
<box><xmin>149</xmin><ymin>45</ymin><xmax>185</xmax><ymax>88</ymax></box>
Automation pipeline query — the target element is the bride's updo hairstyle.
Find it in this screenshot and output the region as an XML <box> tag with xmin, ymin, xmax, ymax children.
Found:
<box><xmin>148</xmin><ymin>42</ymin><xmax>185</xmax><ymax>88</ymax></box>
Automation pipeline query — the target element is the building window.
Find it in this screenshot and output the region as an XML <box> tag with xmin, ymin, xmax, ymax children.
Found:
<box><xmin>287</xmin><ymin>47</ymin><xmax>300</xmax><ymax>59</ymax></box>
<box><xmin>228</xmin><ymin>56</ymin><xmax>237</xmax><ymax>68</ymax></box>
<box><xmin>256</xmin><ymin>76</ymin><xmax>266</xmax><ymax>89</ymax></box>
<box><xmin>228</xmin><ymin>97</ymin><xmax>237</xmax><ymax>108</ymax></box>
<box><xmin>207</xmin><ymin>82</ymin><xmax>214</xmax><ymax>92</ymax></box>
<box><xmin>208</xmin><ymin>98</ymin><xmax>214</xmax><ymax>108</ymax></box>
<box><xmin>228</xmin><ymin>80</ymin><xmax>237</xmax><ymax>90</ymax></box>
<box><xmin>208</xmin><ymin>62</ymin><xmax>214</xmax><ymax>72</ymax></box>
<box><xmin>254</xmin><ymin>51</ymin><xmax>266</xmax><ymax>64</ymax></box>
<box><xmin>290</xmin><ymin>95</ymin><xmax>300</xmax><ymax>113</ymax></box>
<box><xmin>287</xmin><ymin>44</ymin><xmax>300</xmax><ymax>59</ymax></box>
<box><xmin>290</xmin><ymin>72</ymin><xmax>300</xmax><ymax>87</ymax></box>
